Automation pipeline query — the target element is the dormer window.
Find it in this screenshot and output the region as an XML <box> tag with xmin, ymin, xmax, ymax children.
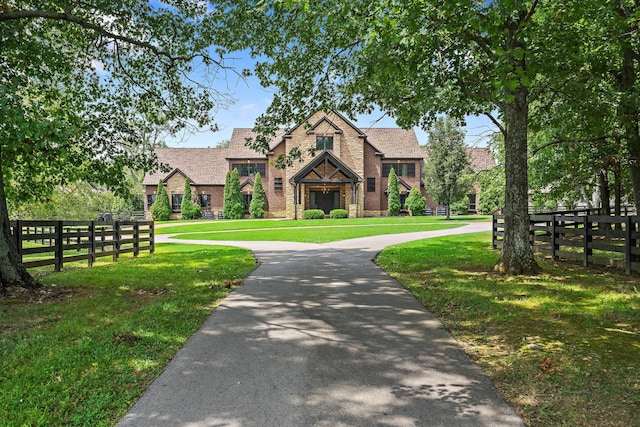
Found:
<box><xmin>316</xmin><ymin>136</ymin><xmax>334</xmax><ymax>151</ymax></box>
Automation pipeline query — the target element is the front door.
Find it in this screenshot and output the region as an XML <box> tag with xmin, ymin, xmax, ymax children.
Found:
<box><xmin>311</xmin><ymin>190</ymin><xmax>340</xmax><ymax>214</ymax></box>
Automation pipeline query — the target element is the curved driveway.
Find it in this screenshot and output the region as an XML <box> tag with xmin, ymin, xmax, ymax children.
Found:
<box><xmin>118</xmin><ymin>222</ymin><xmax>525</xmax><ymax>427</ymax></box>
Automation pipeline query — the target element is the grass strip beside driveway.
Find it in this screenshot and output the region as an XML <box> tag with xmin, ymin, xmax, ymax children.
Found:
<box><xmin>0</xmin><ymin>244</ymin><xmax>256</xmax><ymax>427</ymax></box>
<box><xmin>170</xmin><ymin>222</ymin><xmax>464</xmax><ymax>243</ymax></box>
<box><xmin>156</xmin><ymin>215</ymin><xmax>490</xmax><ymax>235</ymax></box>
<box><xmin>376</xmin><ymin>232</ymin><xmax>640</xmax><ymax>427</ymax></box>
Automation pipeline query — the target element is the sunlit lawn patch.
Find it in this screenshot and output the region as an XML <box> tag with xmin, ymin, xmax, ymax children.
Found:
<box><xmin>0</xmin><ymin>244</ymin><xmax>256</xmax><ymax>426</ymax></box>
<box><xmin>160</xmin><ymin>216</ymin><xmax>487</xmax><ymax>243</ymax></box>
<box><xmin>377</xmin><ymin>232</ymin><xmax>640</xmax><ymax>427</ymax></box>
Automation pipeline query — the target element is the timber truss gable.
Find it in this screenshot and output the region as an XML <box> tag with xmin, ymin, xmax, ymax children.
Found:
<box><xmin>291</xmin><ymin>150</ymin><xmax>362</xmax><ymax>184</ymax></box>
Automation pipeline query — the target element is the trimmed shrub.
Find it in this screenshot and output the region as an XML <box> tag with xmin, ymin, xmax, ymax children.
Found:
<box><xmin>249</xmin><ymin>172</ymin><xmax>265</xmax><ymax>218</ymax></box>
<box><xmin>450</xmin><ymin>196</ymin><xmax>470</xmax><ymax>215</ymax></box>
<box><xmin>181</xmin><ymin>178</ymin><xmax>202</xmax><ymax>220</ymax></box>
<box><xmin>304</xmin><ymin>209</ymin><xmax>325</xmax><ymax>219</ymax></box>
<box><xmin>386</xmin><ymin>167</ymin><xmax>401</xmax><ymax>216</ymax></box>
<box><xmin>223</xmin><ymin>168</ymin><xmax>245</xmax><ymax>219</ymax></box>
<box><xmin>329</xmin><ymin>209</ymin><xmax>348</xmax><ymax>219</ymax></box>
<box><xmin>404</xmin><ymin>187</ymin><xmax>426</xmax><ymax>216</ymax></box>
<box><xmin>150</xmin><ymin>180</ymin><xmax>171</xmax><ymax>221</ymax></box>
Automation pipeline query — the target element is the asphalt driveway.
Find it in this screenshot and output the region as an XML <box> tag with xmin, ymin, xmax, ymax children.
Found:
<box><xmin>118</xmin><ymin>222</ymin><xmax>525</xmax><ymax>426</ymax></box>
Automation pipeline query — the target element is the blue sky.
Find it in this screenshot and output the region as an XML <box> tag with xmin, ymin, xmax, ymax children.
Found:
<box><xmin>167</xmin><ymin>53</ymin><xmax>498</xmax><ymax>149</ymax></box>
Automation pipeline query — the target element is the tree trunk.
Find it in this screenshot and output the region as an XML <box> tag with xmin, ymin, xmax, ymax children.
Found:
<box><xmin>613</xmin><ymin>161</ymin><xmax>622</xmax><ymax>216</ymax></box>
<box><xmin>599</xmin><ymin>168</ymin><xmax>611</xmax><ymax>215</ymax></box>
<box><xmin>599</xmin><ymin>167</ymin><xmax>612</xmax><ymax>230</ymax></box>
<box><xmin>0</xmin><ymin>157</ymin><xmax>39</xmax><ymax>292</ymax></box>
<box><xmin>617</xmin><ymin>17</ymin><xmax>640</xmax><ymax>211</ymax></box>
<box><xmin>613</xmin><ymin>161</ymin><xmax>622</xmax><ymax>230</ymax></box>
<box><xmin>494</xmin><ymin>83</ymin><xmax>541</xmax><ymax>275</ymax></box>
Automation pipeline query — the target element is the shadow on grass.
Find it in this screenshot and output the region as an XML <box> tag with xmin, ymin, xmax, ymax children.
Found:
<box><xmin>377</xmin><ymin>232</ymin><xmax>640</xmax><ymax>426</ymax></box>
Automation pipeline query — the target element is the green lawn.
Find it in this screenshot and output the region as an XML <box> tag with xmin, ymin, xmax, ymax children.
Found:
<box><xmin>5</xmin><ymin>220</ymin><xmax>632</xmax><ymax>426</ymax></box>
<box><xmin>0</xmin><ymin>244</ymin><xmax>256</xmax><ymax>427</ymax></box>
<box><xmin>159</xmin><ymin>215</ymin><xmax>487</xmax><ymax>243</ymax></box>
<box><xmin>376</xmin><ymin>232</ymin><xmax>640</xmax><ymax>427</ymax></box>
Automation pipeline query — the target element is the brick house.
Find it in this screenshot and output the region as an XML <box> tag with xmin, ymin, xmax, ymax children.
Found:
<box><xmin>142</xmin><ymin>111</ymin><xmax>495</xmax><ymax>219</ymax></box>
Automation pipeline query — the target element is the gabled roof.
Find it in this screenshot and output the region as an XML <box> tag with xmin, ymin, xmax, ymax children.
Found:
<box><xmin>142</xmin><ymin>148</ymin><xmax>230</xmax><ymax>186</ymax></box>
<box><xmin>227</xmin><ymin>128</ymin><xmax>285</xmax><ymax>159</ymax></box>
<box><xmin>163</xmin><ymin>168</ymin><xmax>194</xmax><ymax>185</ymax></box>
<box><xmin>305</xmin><ymin>116</ymin><xmax>343</xmax><ymax>134</ymax></box>
<box><xmin>421</xmin><ymin>147</ymin><xmax>497</xmax><ymax>173</ymax></box>
<box><xmin>365</xmin><ymin>128</ymin><xmax>424</xmax><ymax>159</ymax></box>
<box><xmin>468</xmin><ymin>147</ymin><xmax>497</xmax><ymax>171</ymax></box>
<box><xmin>284</xmin><ymin>110</ymin><xmax>366</xmax><ymax>139</ymax></box>
<box><xmin>290</xmin><ymin>150</ymin><xmax>362</xmax><ymax>184</ymax></box>
<box><xmin>385</xmin><ymin>178</ymin><xmax>413</xmax><ymax>193</ymax></box>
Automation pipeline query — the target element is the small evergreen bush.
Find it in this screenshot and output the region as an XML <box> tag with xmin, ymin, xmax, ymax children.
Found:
<box><xmin>386</xmin><ymin>167</ymin><xmax>401</xmax><ymax>216</ymax></box>
<box><xmin>450</xmin><ymin>196</ymin><xmax>470</xmax><ymax>215</ymax></box>
<box><xmin>304</xmin><ymin>209</ymin><xmax>325</xmax><ymax>219</ymax></box>
<box><xmin>180</xmin><ymin>178</ymin><xmax>202</xmax><ymax>220</ymax></box>
<box><xmin>404</xmin><ymin>187</ymin><xmax>426</xmax><ymax>216</ymax></box>
<box><xmin>223</xmin><ymin>168</ymin><xmax>245</xmax><ymax>219</ymax></box>
<box><xmin>249</xmin><ymin>172</ymin><xmax>265</xmax><ymax>218</ymax></box>
<box><xmin>150</xmin><ymin>180</ymin><xmax>171</xmax><ymax>221</ymax></box>
<box><xmin>329</xmin><ymin>209</ymin><xmax>348</xmax><ymax>219</ymax></box>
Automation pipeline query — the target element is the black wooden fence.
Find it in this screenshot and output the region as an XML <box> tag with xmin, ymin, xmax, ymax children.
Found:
<box><xmin>10</xmin><ymin>220</ymin><xmax>154</xmax><ymax>271</ymax></box>
<box><xmin>493</xmin><ymin>212</ymin><xmax>640</xmax><ymax>274</ymax></box>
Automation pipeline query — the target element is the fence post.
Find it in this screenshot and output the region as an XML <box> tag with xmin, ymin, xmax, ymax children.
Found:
<box><xmin>625</xmin><ymin>216</ymin><xmax>635</xmax><ymax>275</ymax></box>
<box><xmin>550</xmin><ymin>215</ymin><xmax>558</xmax><ymax>260</ymax></box>
<box><xmin>149</xmin><ymin>222</ymin><xmax>155</xmax><ymax>254</ymax></box>
<box><xmin>113</xmin><ymin>221</ymin><xmax>120</xmax><ymax>262</ymax></box>
<box><xmin>133</xmin><ymin>222</ymin><xmax>139</xmax><ymax>258</ymax></box>
<box><xmin>583</xmin><ymin>216</ymin><xmax>592</xmax><ymax>267</ymax></box>
<box><xmin>14</xmin><ymin>220</ymin><xmax>22</xmax><ymax>259</ymax></box>
<box><xmin>492</xmin><ymin>215</ymin><xmax>497</xmax><ymax>249</ymax></box>
<box><xmin>88</xmin><ymin>221</ymin><xmax>95</xmax><ymax>267</ymax></box>
<box><xmin>55</xmin><ymin>221</ymin><xmax>63</xmax><ymax>272</ymax></box>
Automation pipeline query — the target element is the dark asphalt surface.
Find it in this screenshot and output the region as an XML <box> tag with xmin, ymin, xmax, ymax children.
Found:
<box><xmin>118</xmin><ymin>223</ymin><xmax>525</xmax><ymax>426</ymax></box>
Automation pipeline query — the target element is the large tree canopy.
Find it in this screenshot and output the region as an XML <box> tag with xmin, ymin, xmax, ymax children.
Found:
<box><xmin>0</xmin><ymin>1</ymin><xmax>235</xmax><ymax>289</ymax></box>
<box><xmin>213</xmin><ymin>0</ymin><xmax>589</xmax><ymax>274</ymax></box>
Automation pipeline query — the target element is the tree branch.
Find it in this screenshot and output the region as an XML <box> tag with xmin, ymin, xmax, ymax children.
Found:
<box><xmin>484</xmin><ymin>112</ymin><xmax>505</xmax><ymax>135</ymax></box>
<box><xmin>0</xmin><ymin>9</ymin><xmax>219</xmax><ymax>66</ymax></box>
<box><xmin>529</xmin><ymin>135</ymin><xmax>617</xmax><ymax>157</ymax></box>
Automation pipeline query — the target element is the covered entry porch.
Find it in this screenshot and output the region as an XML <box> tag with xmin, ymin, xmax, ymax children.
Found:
<box><xmin>290</xmin><ymin>151</ymin><xmax>362</xmax><ymax>218</ymax></box>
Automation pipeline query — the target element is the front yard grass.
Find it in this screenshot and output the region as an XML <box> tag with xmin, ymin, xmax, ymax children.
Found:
<box><xmin>0</xmin><ymin>244</ymin><xmax>256</xmax><ymax>427</ymax></box>
<box><xmin>376</xmin><ymin>232</ymin><xmax>640</xmax><ymax>427</ymax></box>
<box><xmin>160</xmin><ymin>216</ymin><xmax>484</xmax><ymax>243</ymax></box>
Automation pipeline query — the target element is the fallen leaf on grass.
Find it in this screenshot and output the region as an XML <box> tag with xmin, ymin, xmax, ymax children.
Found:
<box><xmin>540</xmin><ymin>357</ymin><xmax>555</xmax><ymax>374</ymax></box>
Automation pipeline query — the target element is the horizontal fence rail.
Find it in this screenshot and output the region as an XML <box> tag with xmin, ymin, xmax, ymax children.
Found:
<box><xmin>493</xmin><ymin>214</ymin><xmax>640</xmax><ymax>274</ymax></box>
<box><xmin>10</xmin><ymin>220</ymin><xmax>154</xmax><ymax>271</ymax></box>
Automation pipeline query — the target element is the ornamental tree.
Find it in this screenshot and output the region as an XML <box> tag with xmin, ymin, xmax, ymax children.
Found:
<box><xmin>0</xmin><ymin>1</ymin><xmax>236</xmax><ymax>290</ymax></box>
<box><xmin>386</xmin><ymin>168</ymin><xmax>401</xmax><ymax>216</ymax></box>
<box><xmin>423</xmin><ymin>117</ymin><xmax>472</xmax><ymax>220</ymax></box>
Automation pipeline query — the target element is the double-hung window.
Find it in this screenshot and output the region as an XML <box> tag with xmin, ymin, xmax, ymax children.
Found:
<box><xmin>316</xmin><ymin>136</ymin><xmax>334</xmax><ymax>151</ymax></box>
<box><xmin>382</xmin><ymin>163</ymin><xmax>416</xmax><ymax>177</ymax></box>
<box><xmin>171</xmin><ymin>194</ymin><xmax>183</xmax><ymax>211</ymax></box>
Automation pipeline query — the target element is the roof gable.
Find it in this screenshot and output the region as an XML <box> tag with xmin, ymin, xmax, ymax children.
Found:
<box><xmin>291</xmin><ymin>150</ymin><xmax>362</xmax><ymax>184</ymax></box>
<box><xmin>365</xmin><ymin>128</ymin><xmax>423</xmax><ymax>159</ymax></box>
<box><xmin>305</xmin><ymin>116</ymin><xmax>343</xmax><ymax>134</ymax></box>
<box><xmin>163</xmin><ymin>168</ymin><xmax>193</xmax><ymax>185</ymax></box>
<box><xmin>142</xmin><ymin>147</ymin><xmax>229</xmax><ymax>186</ymax></box>
<box><xmin>285</xmin><ymin>110</ymin><xmax>365</xmax><ymax>139</ymax></box>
